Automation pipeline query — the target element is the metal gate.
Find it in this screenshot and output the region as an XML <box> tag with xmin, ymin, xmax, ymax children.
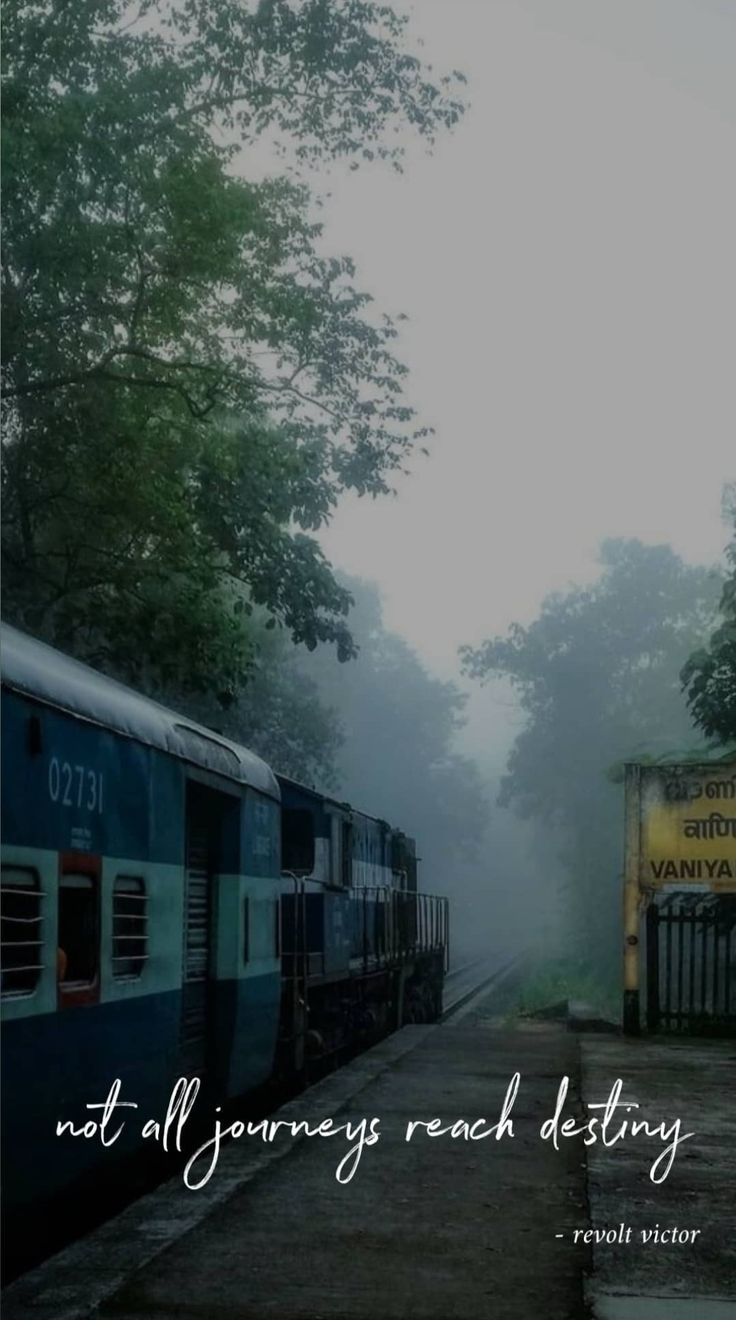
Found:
<box><xmin>180</xmin><ymin>790</ymin><xmax>214</xmax><ymax>1076</ymax></box>
<box><xmin>646</xmin><ymin>892</ymin><xmax>736</xmax><ymax>1035</ymax></box>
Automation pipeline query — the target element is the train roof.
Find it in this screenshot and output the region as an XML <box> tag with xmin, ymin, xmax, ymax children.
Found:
<box><xmin>1</xmin><ymin>623</ymin><xmax>280</xmax><ymax>801</ymax></box>
<box><xmin>276</xmin><ymin>772</ymin><xmax>395</xmax><ymax>832</ymax></box>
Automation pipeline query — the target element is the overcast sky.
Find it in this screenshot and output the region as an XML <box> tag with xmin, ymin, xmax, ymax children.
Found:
<box><xmin>315</xmin><ymin>0</ymin><xmax>735</xmax><ymax>680</ymax></box>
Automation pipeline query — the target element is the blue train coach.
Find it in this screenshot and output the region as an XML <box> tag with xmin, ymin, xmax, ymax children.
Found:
<box><xmin>1</xmin><ymin>624</ymin><xmax>449</xmax><ymax>1253</ymax></box>
<box><xmin>1</xmin><ymin>624</ymin><xmax>283</xmax><ymax>1216</ymax></box>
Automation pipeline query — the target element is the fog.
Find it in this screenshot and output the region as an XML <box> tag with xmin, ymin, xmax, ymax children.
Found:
<box><xmin>6</xmin><ymin>0</ymin><xmax>735</xmax><ymax>994</ymax></box>
<box><xmin>308</xmin><ymin>0</ymin><xmax>736</xmax><ymax>976</ymax></box>
<box><xmin>319</xmin><ymin>0</ymin><xmax>735</xmax><ymax>671</ymax></box>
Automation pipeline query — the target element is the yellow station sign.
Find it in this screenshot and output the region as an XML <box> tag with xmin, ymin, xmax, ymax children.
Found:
<box><xmin>622</xmin><ymin>761</ymin><xmax>736</xmax><ymax>1034</ymax></box>
<box><xmin>637</xmin><ymin>762</ymin><xmax>736</xmax><ymax>890</ymax></box>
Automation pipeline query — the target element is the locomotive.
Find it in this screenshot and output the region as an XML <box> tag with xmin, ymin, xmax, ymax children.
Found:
<box><xmin>0</xmin><ymin>623</ymin><xmax>448</xmax><ymax>1229</ymax></box>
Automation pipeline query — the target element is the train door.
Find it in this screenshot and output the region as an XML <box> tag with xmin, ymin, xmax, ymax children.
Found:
<box><xmin>180</xmin><ymin>782</ymin><xmax>224</xmax><ymax>1078</ymax></box>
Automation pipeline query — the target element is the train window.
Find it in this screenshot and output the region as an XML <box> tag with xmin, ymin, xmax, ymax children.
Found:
<box><xmin>281</xmin><ymin>808</ymin><xmax>315</xmax><ymax>875</ymax></box>
<box><xmin>58</xmin><ymin>873</ymin><xmax>97</xmax><ymax>985</ymax></box>
<box><xmin>112</xmin><ymin>876</ymin><xmax>148</xmax><ymax>979</ymax></box>
<box><xmin>243</xmin><ymin>895</ymin><xmax>250</xmax><ymax>963</ymax></box>
<box><xmin>0</xmin><ymin>866</ymin><xmax>44</xmax><ymax>997</ymax></box>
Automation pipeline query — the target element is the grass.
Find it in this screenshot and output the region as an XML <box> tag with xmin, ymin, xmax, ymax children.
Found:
<box><xmin>503</xmin><ymin>955</ymin><xmax>621</xmax><ymax>1024</ymax></box>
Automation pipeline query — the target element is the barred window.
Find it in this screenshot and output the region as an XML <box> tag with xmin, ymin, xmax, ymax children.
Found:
<box><xmin>112</xmin><ymin>876</ymin><xmax>148</xmax><ymax>979</ymax></box>
<box><xmin>1</xmin><ymin>866</ymin><xmax>44</xmax><ymax>997</ymax></box>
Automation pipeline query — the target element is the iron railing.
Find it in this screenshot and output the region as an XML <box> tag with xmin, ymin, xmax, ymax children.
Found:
<box><xmin>279</xmin><ymin>879</ymin><xmax>449</xmax><ymax>980</ymax></box>
<box><xmin>646</xmin><ymin>892</ymin><xmax>736</xmax><ymax>1035</ymax></box>
<box><xmin>349</xmin><ymin>886</ymin><xmax>449</xmax><ymax>972</ymax></box>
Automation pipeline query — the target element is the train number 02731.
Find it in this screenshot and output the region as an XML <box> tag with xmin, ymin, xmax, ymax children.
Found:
<box><xmin>48</xmin><ymin>757</ymin><xmax>104</xmax><ymax>813</ymax></box>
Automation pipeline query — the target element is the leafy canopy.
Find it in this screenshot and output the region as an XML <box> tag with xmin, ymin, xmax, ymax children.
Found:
<box><xmin>461</xmin><ymin>540</ymin><xmax>720</xmax><ymax>961</ymax></box>
<box><xmin>301</xmin><ymin>575</ymin><xmax>490</xmax><ymax>870</ymax></box>
<box><xmin>681</xmin><ymin>484</ymin><xmax>736</xmax><ymax>744</ymax></box>
<box><xmin>2</xmin><ymin>1</ymin><xmax>465</xmax><ymax>693</ymax></box>
<box><xmin>163</xmin><ymin>611</ymin><xmax>345</xmax><ymax>789</ymax></box>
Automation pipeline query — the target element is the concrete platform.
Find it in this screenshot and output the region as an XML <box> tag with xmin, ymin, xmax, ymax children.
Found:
<box><xmin>6</xmin><ymin>1014</ymin><xmax>734</xmax><ymax>1319</ymax></box>
<box><xmin>592</xmin><ymin>1299</ymin><xmax>736</xmax><ymax>1319</ymax></box>
<box><xmin>5</xmin><ymin>1019</ymin><xmax>588</xmax><ymax>1320</ymax></box>
<box><xmin>581</xmin><ymin>1035</ymin><xmax>736</xmax><ymax>1317</ymax></box>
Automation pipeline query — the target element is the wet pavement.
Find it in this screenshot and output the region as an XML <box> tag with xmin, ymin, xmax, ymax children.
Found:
<box><xmin>581</xmin><ymin>1034</ymin><xmax>736</xmax><ymax>1318</ymax></box>
<box><xmin>5</xmin><ymin>991</ymin><xmax>734</xmax><ymax>1319</ymax></box>
<box><xmin>6</xmin><ymin>1017</ymin><xmax>588</xmax><ymax>1320</ymax></box>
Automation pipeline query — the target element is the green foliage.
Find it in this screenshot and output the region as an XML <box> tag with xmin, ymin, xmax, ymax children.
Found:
<box><xmin>167</xmin><ymin>573</ymin><xmax>489</xmax><ymax>822</ymax></box>
<box><xmin>161</xmin><ymin>617</ymin><xmax>344</xmax><ymax>787</ymax></box>
<box><xmin>2</xmin><ymin>0</ymin><xmax>465</xmax><ymax>691</ymax></box>
<box><xmin>461</xmin><ymin>540</ymin><xmax>721</xmax><ymax>963</ymax></box>
<box><xmin>507</xmin><ymin>956</ymin><xmax>619</xmax><ymax>1024</ymax></box>
<box><xmin>681</xmin><ymin>484</ymin><xmax>736</xmax><ymax>744</ymax></box>
<box><xmin>299</xmin><ymin>576</ymin><xmax>491</xmax><ymax>940</ymax></box>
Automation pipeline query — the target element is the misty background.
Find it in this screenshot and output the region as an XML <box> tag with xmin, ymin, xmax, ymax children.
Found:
<box><xmin>316</xmin><ymin>0</ymin><xmax>736</xmax><ymax>976</ymax></box>
<box><xmin>311</xmin><ymin>0</ymin><xmax>735</xmax><ymax>975</ymax></box>
<box><xmin>4</xmin><ymin>0</ymin><xmax>736</xmax><ymax>1002</ymax></box>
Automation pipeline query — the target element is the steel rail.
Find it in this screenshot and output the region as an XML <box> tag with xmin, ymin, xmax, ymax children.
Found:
<box><xmin>441</xmin><ymin>952</ymin><xmax>528</xmax><ymax>1020</ymax></box>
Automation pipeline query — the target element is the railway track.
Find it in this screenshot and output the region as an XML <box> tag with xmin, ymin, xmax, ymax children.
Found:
<box><xmin>442</xmin><ymin>951</ymin><xmax>527</xmax><ymax>1019</ymax></box>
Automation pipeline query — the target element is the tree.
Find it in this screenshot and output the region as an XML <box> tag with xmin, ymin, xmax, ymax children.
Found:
<box><xmin>461</xmin><ymin>540</ymin><xmax>721</xmax><ymax>967</ymax></box>
<box><xmin>2</xmin><ymin>407</ymin><xmax>360</xmax><ymax>699</ymax></box>
<box><xmin>682</xmin><ymin>484</ymin><xmax>736</xmax><ymax>744</ymax></box>
<box><xmin>2</xmin><ymin>1</ymin><xmax>465</xmax><ymax>692</ymax></box>
<box><xmin>163</xmin><ymin>616</ymin><xmax>344</xmax><ymax>788</ymax></box>
<box><xmin>299</xmin><ymin>577</ymin><xmax>493</xmax><ymax>948</ymax></box>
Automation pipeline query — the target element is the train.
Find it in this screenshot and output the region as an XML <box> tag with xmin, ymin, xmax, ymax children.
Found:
<box><xmin>1</xmin><ymin>622</ymin><xmax>449</xmax><ymax>1231</ymax></box>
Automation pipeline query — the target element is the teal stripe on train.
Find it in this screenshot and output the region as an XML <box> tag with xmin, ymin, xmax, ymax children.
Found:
<box><xmin>1</xmin><ymin>845</ymin><xmax>281</xmax><ymax>1021</ymax></box>
<box><xmin>1</xmin><ymin>972</ymin><xmax>280</xmax><ymax>1211</ymax></box>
